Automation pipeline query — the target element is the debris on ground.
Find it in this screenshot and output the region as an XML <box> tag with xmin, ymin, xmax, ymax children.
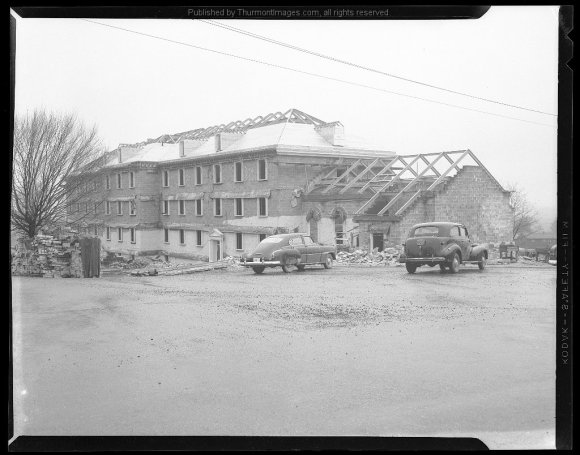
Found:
<box><xmin>336</xmin><ymin>247</ymin><xmax>403</xmax><ymax>266</ymax></box>
<box><xmin>11</xmin><ymin>233</ymin><xmax>84</xmax><ymax>278</ymax></box>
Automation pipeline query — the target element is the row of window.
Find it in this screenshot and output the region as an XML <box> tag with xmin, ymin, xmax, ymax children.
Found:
<box><xmin>105</xmin><ymin>200</ymin><xmax>137</xmax><ymax>216</ymax></box>
<box><xmin>105</xmin><ymin>226</ymin><xmax>136</xmax><ymax>243</ymax></box>
<box><xmin>104</xmin><ymin>227</ymin><xmax>267</xmax><ymax>252</ymax></box>
<box><xmin>105</xmin><ymin>172</ymin><xmax>136</xmax><ymax>190</ymax></box>
<box><xmin>161</xmin><ymin>197</ymin><xmax>268</xmax><ymax>217</ymax></box>
<box><xmin>161</xmin><ymin>159</ymin><xmax>268</xmax><ymax>187</ymax></box>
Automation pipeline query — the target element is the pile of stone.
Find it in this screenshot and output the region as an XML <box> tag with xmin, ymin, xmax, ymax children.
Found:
<box><xmin>11</xmin><ymin>233</ymin><xmax>84</xmax><ymax>278</ymax></box>
<box><xmin>336</xmin><ymin>247</ymin><xmax>403</xmax><ymax>266</ymax></box>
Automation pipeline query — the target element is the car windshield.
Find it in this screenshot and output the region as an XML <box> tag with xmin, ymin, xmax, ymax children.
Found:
<box><xmin>413</xmin><ymin>226</ymin><xmax>440</xmax><ymax>237</ymax></box>
<box><xmin>260</xmin><ymin>237</ymin><xmax>284</xmax><ymax>244</ymax></box>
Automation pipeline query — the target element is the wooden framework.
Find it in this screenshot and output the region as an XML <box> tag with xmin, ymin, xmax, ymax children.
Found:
<box><xmin>305</xmin><ymin>149</ymin><xmax>503</xmax><ymax>217</ymax></box>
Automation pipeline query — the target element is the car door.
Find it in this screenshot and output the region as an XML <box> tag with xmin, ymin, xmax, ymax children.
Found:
<box><xmin>303</xmin><ymin>235</ymin><xmax>321</xmax><ymax>263</ymax></box>
<box><xmin>288</xmin><ymin>236</ymin><xmax>307</xmax><ymax>263</ymax></box>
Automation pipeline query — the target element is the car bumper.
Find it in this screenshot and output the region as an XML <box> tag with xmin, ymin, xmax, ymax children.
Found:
<box><xmin>399</xmin><ymin>256</ymin><xmax>447</xmax><ymax>264</ymax></box>
<box><xmin>242</xmin><ymin>260</ymin><xmax>281</xmax><ymax>267</ymax></box>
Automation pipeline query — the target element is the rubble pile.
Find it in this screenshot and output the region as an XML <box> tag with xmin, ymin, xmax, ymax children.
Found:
<box><xmin>336</xmin><ymin>247</ymin><xmax>403</xmax><ymax>266</ymax></box>
<box><xmin>11</xmin><ymin>234</ymin><xmax>84</xmax><ymax>278</ymax></box>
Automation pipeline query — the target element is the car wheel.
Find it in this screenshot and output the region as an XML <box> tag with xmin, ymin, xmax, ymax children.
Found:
<box><xmin>406</xmin><ymin>263</ymin><xmax>417</xmax><ymax>274</ymax></box>
<box><xmin>449</xmin><ymin>253</ymin><xmax>460</xmax><ymax>273</ymax></box>
<box><xmin>323</xmin><ymin>254</ymin><xmax>333</xmax><ymax>269</ymax></box>
<box><xmin>478</xmin><ymin>252</ymin><xmax>487</xmax><ymax>271</ymax></box>
<box><xmin>253</xmin><ymin>266</ymin><xmax>265</xmax><ymax>274</ymax></box>
<box><xmin>439</xmin><ymin>264</ymin><xmax>447</xmax><ymax>273</ymax></box>
<box><xmin>296</xmin><ymin>264</ymin><xmax>306</xmax><ymax>271</ymax></box>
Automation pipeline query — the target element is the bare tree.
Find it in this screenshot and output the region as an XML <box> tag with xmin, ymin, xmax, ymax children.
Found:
<box><xmin>11</xmin><ymin>109</ymin><xmax>106</xmax><ymax>238</ymax></box>
<box><xmin>506</xmin><ymin>183</ymin><xmax>539</xmax><ymax>242</ymax></box>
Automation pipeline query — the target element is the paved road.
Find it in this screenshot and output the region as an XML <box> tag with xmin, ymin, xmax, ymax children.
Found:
<box><xmin>11</xmin><ymin>265</ymin><xmax>556</xmax><ymax>449</ymax></box>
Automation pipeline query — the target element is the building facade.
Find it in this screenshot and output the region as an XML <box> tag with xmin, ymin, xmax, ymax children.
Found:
<box><xmin>68</xmin><ymin>109</ymin><xmax>514</xmax><ymax>261</ymax></box>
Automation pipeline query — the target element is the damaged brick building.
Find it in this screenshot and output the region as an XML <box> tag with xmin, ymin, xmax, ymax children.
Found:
<box><xmin>68</xmin><ymin>108</ymin><xmax>513</xmax><ymax>261</ymax></box>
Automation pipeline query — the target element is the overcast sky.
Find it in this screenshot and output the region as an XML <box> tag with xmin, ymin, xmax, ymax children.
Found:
<box><xmin>12</xmin><ymin>6</ymin><xmax>559</xmax><ymax>228</ymax></box>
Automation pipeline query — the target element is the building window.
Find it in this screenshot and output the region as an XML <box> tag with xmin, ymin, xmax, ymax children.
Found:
<box><xmin>258</xmin><ymin>159</ymin><xmax>267</xmax><ymax>181</ymax></box>
<box><xmin>129</xmin><ymin>171</ymin><xmax>135</xmax><ymax>188</ymax></box>
<box><xmin>258</xmin><ymin>197</ymin><xmax>268</xmax><ymax>217</ymax></box>
<box><xmin>76</xmin><ymin>203</ymin><xmax>81</xmax><ymax>213</ymax></box>
<box><xmin>162</xmin><ymin>170</ymin><xmax>169</xmax><ymax>187</ymax></box>
<box><xmin>164</xmin><ymin>228</ymin><xmax>169</xmax><ymax>243</ymax></box>
<box><xmin>195</xmin><ymin>199</ymin><xmax>203</xmax><ymax>216</ymax></box>
<box><xmin>213</xmin><ymin>164</ymin><xmax>222</xmax><ymax>184</ymax></box>
<box><xmin>196</xmin><ymin>230</ymin><xmax>202</xmax><ymax>246</ymax></box>
<box><xmin>236</xmin><ymin>232</ymin><xmax>243</xmax><ymax>250</ymax></box>
<box><xmin>178</xmin><ymin>169</ymin><xmax>185</xmax><ymax>186</ymax></box>
<box><xmin>178</xmin><ymin>200</ymin><xmax>186</xmax><ymax>216</ymax></box>
<box><xmin>106</xmin><ymin>201</ymin><xmax>111</xmax><ymax>215</ymax></box>
<box><xmin>106</xmin><ymin>227</ymin><xmax>111</xmax><ymax>241</ymax></box>
<box><xmin>234</xmin><ymin>198</ymin><xmax>243</xmax><ymax>217</ymax></box>
<box><xmin>234</xmin><ymin>161</ymin><xmax>243</xmax><ymax>182</ymax></box>
<box><xmin>117</xmin><ymin>201</ymin><xmax>123</xmax><ymax>215</ymax></box>
<box><xmin>179</xmin><ymin>229</ymin><xmax>185</xmax><ymax>245</ymax></box>
<box><xmin>117</xmin><ymin>227</ymin><xmax>123</xmax><ymax>242</ymax></box>
<box><xmin>85</xmin><ymin>203</ymin><xmax>89</xmax><ymax>213</ymax></box>
<box><xmin>130</xmin><ymin>228</ymin><xmax>136</xmax><ymax>244</ymax></box>
<box><xmin>105</xmin><ymin>175</ymin><xmax>110</xmax><ymax>190</ymax></box>
<box><xmin>130</xmin><ymin>200</ymin><xmax>136</xmax><ymax>216</ymax></box>
<box><xmin>259</xmin><ymin>233</ymin><xmax>267</xmax><ymax>242</ymax></box>
<box><xmin>162</xmin><ymin>200</ymin><xmax>170</xmax><ymax>215</ymax></box>
<box><xmin>94</xmin><ymin>226</ymin><xmax>99</xmax><ymax>236</ymax></box>
<box><xmin>94</xmin><ymin>202</ymin><xmax>98</xmax><ymax>214</ymax></box>
<box><xmin>195</xmin><ymin>166</ymin><xmax>202</xmax><ymax>185</ymax></box>
<box><xmin>214</xmin><ymin>198</ymin><xmax>222</xmax><ymax>216</ymax></box>
<box><xmin>117</xmin><ymin>173</ymin><xmax>122</xmax><ymax>189</ymax></box>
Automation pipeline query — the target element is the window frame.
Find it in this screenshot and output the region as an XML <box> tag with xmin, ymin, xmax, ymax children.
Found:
<box><xmin>117</xmin><ymin>201</ymin><xmax>123</xmax><ymax>216</ymax></box>
<box><xmin>234</xmin><ymin>161</ymin><xmax>243</xmax><ymax>182</ymax></box>
<box><xmin>129</xmin><ymin>171</ymin><xmax>135</xmax><ymax>188</ymax></box>
<box><xmin>195</xmin><ymin>199</ymin><xmax>203</xmax><ymax>216</ymax></box>
<box><xmin>178</xmin><ymin>168</ymin><xmax>185</xmax><ymax>187</ymax></box>
<box><xmin>130</xmin><ymin>200</ymin><xmax>136</xmax><ymax>216</ymax></box>
<box><xmin>93</xmin><ymin>202</ymin><xmax>98</xmax><ymax>215</ymax></box>
<box><xmin>106</xmin><ymin>226</ymin><xmax>111</xmax><ymax>241</ymax></box>
<box><xmin>235</xmin><ymin>232</ymin><xmax>243</xmax><ymax>251</ymax></box>
<box><xmin>213</xmin><ymin>164</ymin><xmax>222</xmax><ymax>184</ymax></box>
<box><xmin>178</xmin><ymin>199</ymin><xmax>186</xmax><ymax>216</ymax></box>
<box><xmin>196</xmin><ymin>230</ymin><xmax>202</xmax><ymax>246</ymax></box>
<box><xmin>117</xmin><ymin>227</ymin><xmax>123</xmax><ymax>242</ymax></box>
<box><xmin>130</xmin><ymin>228</ymin><xmax>136</xmax><ymax>244</ymax></box>
<box><xmin>195</xmin><ymin>166</ymin><xmax>202</xmax><ymax>185</ymax></box>
<box><xmin>234</xmin><ymin>198</ymin><xmax>244</xmax><ymax>217</ymax></box>
<box><xmin>257</xmin><ymin>159</ymin><xmax>267</xmax><ymax>181</ymax></box>
<box><xmin>214</xmin><ymin>198</ymin><xmax>222</xmax><ymax>217</ymax></box>
<box><xmin>105</xmin><ymin>175</ymin><xmax>111</xmax><ymax>190</ymax></box>
<box><xmin>258</xmin><ymin>233</ymin><xmax>267</xmax><ymax>243</ymax></box>
<box><xmin>257</xmin><ymin>197</ymin><xmax>268</xmax><ymax>217</ymax></box>
<box><xmin>117</xmin><ymin>173</ymin><xmax>122</xmax><ymax>189</ymax></box>
<box><xmin>162</xmin><ymin>170</ymin><xmax>169</xmax><ymax>187</ymax></box>
<box><xmin>106</xmin><ymin>201</ymin><xmax>111</xmax><ymax>215</ymax></box>
<box><xmin>179</xmin><ymin>229</ymin><xmax>185</xmax><ymax>245</ymax></box>
<box><xmin>164</xmin><ymin>228</ymin><xmax>169</xmax><ymax>244</ymax></box>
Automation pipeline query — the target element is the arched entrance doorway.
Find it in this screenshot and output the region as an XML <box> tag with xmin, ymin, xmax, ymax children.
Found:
<box><xmin>331</xmin><ymin>207</ymin><xmax>347</xmax><ymax>246</ymax></box>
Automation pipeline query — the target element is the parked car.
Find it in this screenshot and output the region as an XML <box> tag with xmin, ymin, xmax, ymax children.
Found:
<box><xmin>399</xmin><ymin>222</ymin><xmax>488</xmax><ymax>274</ymax></box>
<box><xmin>241</xmin><ymin>233</ymin><xmax>337</xmax><ymax>274</ymax></box>
<box><xmin>548</xmin><ymin>244</ymin><xmax>557</xmax><ymax>266</ymax></box>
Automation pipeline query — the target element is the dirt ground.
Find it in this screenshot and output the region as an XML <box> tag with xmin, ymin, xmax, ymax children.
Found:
<box><xmin>11</xmin><ymin>263</ymin><xmax>556</xmax><ymax>449</ymax></box>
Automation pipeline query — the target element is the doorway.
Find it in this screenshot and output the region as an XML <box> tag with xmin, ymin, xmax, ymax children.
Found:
<box><xmin>309</xmin><ymin>219</ymin><xmax>318</xmax><ymax>243</ymax></box>
<box><xmin>372</xmin><ymin>233</ymin><xmax>384</xmax><ymax>252</ymax></box>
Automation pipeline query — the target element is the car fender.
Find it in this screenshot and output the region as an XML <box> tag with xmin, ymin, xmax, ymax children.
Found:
<box><xmin>470</xmin><ymin>243</ymin><xmax>488</xmax><ymax>260</ymax></box>
<box><xmin>273</xmin><ymin>249</ymin><xmax>300</xmax><ymax>262</ymax></box>
<box><xmin>441</xmin><ymin>243</ymin><xmax>462</xmax><ymax>260</ymax></box>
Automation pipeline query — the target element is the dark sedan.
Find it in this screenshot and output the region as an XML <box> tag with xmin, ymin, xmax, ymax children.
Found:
<box><xmin>241</xmin><ymin>233</ymin><xmax>337</xmax><ymax>274</ymax></box>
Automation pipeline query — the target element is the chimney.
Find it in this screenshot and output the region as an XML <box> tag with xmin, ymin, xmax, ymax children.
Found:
<box><xmin>214</xmin><ymin>132</ymin><xmax>244</xmax><ymax>152</ymax></box>
<box><xmin>118</xmin><ymin>145</ymin><xmax>142</xmax><ymax>163</ymax></box>
<box><xmin>316</xmin><ymin>122</ymin><xmax>345</xmax><ymax>147</ymax></box>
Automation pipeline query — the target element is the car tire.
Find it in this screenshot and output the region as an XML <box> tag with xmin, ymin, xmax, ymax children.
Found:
<box><xmin>323</xmin><ymin>254</ymin><xmax>333</xmax><ymax>269</ymax></box>
<box><xmin>406</xmin><ymin>263</ymin><xmax>417</xmax><ymax>274</ymax></box>
<box><xmin>478</xmin><ymin>252</ymin><xmax>487</xmax><ymax>271</ymax></box>
<box><xmin>281</xmin><ymin>264</ymin><xmax>291</xmax><ymax>273</ymax></box>
<box><xmin>449</xmin><ymin>253</ymin><xmax>460</xmax><ymax>273</ymax></box>
<box><xmin>296</xmin><ymin>264</ymin><xmax>306</xmax><ymax>271</ymax></box>
<box><xmin>439</xmin><ymin>264</ymin><xmax>447</xmax><ymax>273</ymax></box>
<box><xmin>253</xmin><ymin>266</ymin><xmax>265</xmax><ymax>274</ymax></box>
